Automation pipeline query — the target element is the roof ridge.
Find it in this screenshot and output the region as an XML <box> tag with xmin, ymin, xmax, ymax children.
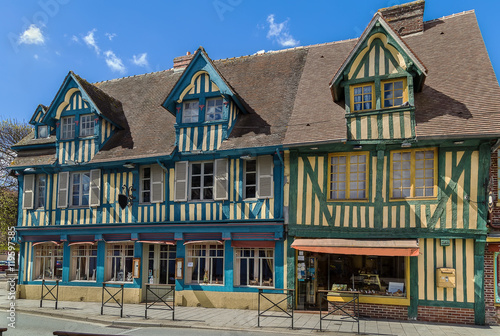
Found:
<box><xmin>217</xmin><ymin>38</ymin><xmax>359</xmax><ymax>64</ymax></box>
<box><xmin>93</xmin><ymin>69</ymin><xmax>173</xmax><ymax>85</ymax></box>
<box><xmin>424</xmin><ymin>9</ymin><xmax>475</xmax><ymax>25</ymax></box>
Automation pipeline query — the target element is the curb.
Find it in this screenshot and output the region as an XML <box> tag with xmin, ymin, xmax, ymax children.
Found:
<box><xmin>14</xmin><ymin>307</ymin><xmax>316</xmax><ymax>335</ymax></box>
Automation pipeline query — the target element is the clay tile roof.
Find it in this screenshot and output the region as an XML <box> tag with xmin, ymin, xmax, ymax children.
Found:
<box><xmin>71</xmin><ymin>72</ymin><xmax>126</xmax><ymax>129</ymax></box>
<box><xmin>91</xmin><ymin>70</ymin><xmax>181</xmax><ymax>162</ymax></box>
<box><xmin>285</xmin><ymin>11</ymin><xmax>500</xmax><ymax>145</ymax></box>
<box><xmin>12</xmin><ymin>10</ymin><xmax>500</xmax><ymax>163</ymax></box>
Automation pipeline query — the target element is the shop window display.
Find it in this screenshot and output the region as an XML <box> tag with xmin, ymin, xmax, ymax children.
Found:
<box><xmin>328</xmin><ymin>254</ymin><xmax>406</xmax><ymax>296</ymax></box>
<box><xmin>297</xmin><ymin>251</ymin><xmax>407</xmax><ymax>308</ymax></box>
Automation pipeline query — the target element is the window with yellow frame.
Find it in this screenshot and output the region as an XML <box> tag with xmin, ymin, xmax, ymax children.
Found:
<box><xmin>382</xmin><ymin>78</ymin><xmax>408</xmax><ymax>108</ymax></box>
<box><xmin>328</xmin><ymin>152</ymin><xmax>368</xmax><ymax>200</ymax></box>
<box><xmin>350</xmin><ymin>83</ymin><xmax>374</xmax><ymax>112</ymax></box>
<box><xmin>390</xmin><ymin>148</ymin><xmax>437</xmax><ymax>199</ymax></box>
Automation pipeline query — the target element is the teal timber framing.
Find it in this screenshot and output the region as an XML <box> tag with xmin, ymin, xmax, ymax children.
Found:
<box><xmin>286</xmin><ymin>139</ymin><xmax>490</xmax><ymax>324</ymax></box>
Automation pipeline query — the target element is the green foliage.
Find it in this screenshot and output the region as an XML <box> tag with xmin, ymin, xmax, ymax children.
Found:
<box><xmin>0</xmin><ymin>187</ymin><xmax>17</xmax><ymax>250</ymax></box>
<box><xmin>0</xmin><ymin>118</ymin><xmax>32</xmax><ymax>188</ymax></box>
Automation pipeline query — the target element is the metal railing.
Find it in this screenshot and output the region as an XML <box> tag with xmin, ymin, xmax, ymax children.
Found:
<box><xmin>40</xmin><ymin>279</ymin><xmax>59</xmax><ymax>309</ymax></box>
<box><xmin>144</xmin><ymin>284</ymin><xmax>175</xmax><ymax>320</ymax></box>
<box><xmin>318</xmin><ymin>290</ymin><xmax>360</xmax><ymax>334</ymax></box>
<box><xmin>257</xmin><ymin>288</ymin><xmax>295</xmax><ymax>329</ymax></box>
<box><xmin>101</xmin><ymin>283</ymin><xmax>124</xmax><ymax>318</ymax></box>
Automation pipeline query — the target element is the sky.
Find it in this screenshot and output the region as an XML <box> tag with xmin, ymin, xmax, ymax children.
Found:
<box><xmin>0</xmin><ymin>0</ymin><xmax>499</xmax><ymax>123</ymax></box>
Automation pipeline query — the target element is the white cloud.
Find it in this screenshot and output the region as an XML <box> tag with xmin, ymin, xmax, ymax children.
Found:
<box><xmin>254</xmin><ymin>50</ymin><xmax>266</xmax><ymax>55</ymax></box>
<box><xmin>71</xmin><ymin>35</ymin><xmax>79</xmax><ymax>43</ymax></box>
<box><xmin>266</xmin><ymin>14</ymin><xmax>299</xmax><ymax>47</ymax></box>
<box><xmin>19</xmin><ymin>24</ymin><xmax>45</xmax><ymax>45</ymax></box>
<box><xmin>34</xmin><ymin>54</ymin><xmax>39</xmax><ymax>60</ymax></box>
<box><xmin>105</xmin><ymin>33</ymin><xmax>116</xmax><ymax>41</ymax></box>
<box><xmin>104</xmin><ymin>50</ymin><xmax>126</xmax><ymax>73</ymax></box>
<box><xmin>84</xmin><ymin>29</ymin><xmax>99</xmax><ymax>54</ymax></box>
<box><xmin>132</xmin><ymin>53</ymin><xmax>149</xmax><ymax>67</ymax></box>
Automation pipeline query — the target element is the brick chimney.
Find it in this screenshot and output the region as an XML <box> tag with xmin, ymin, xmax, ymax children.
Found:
<box><xmin>378</xmin><ymin>0</ymin><xmax>425</xmax><ymax>37</ymax></box>
<box><xmin>173</xmin><ymin>51</ymin><xmax>194</xmax><ymax>73</ymax></box>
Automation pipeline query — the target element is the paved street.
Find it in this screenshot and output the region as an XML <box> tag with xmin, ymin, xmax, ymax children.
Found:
<box><xmin>1</xmin><ymin>274</ymin><xmax>499</xmax><ymax>336</ymax></box>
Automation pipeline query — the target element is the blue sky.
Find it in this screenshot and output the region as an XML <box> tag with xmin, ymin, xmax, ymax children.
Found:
<box><xmin>1</xmin><ymin>0</ymin><xmax>498</xmax><ymax>123</ymax></box>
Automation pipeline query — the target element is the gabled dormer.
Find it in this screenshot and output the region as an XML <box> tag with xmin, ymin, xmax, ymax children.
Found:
<box><xmin>330</xmin><ymin>12</ymin><xmax>427</xmax><ymax>142</ymax></box>
<box><xmin>163</xmin><ymin>47</ymin><xmax>247</xmax><ymax>153</ymax></box>
<box><xmin>40</xmin><ymin>71</ymin><xmax>124</xmax><ymax>164</ymax></box>
<box><xmin>29</xmin><ymin>104</ymin><xmax>52</xmax><ymax>139</ymax></box>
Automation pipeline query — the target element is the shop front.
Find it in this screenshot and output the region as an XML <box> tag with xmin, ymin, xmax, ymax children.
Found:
<box><xmin>291</xmin><ymin>239</ymin><xmax>418</xmax><ymax>311</ymax></box>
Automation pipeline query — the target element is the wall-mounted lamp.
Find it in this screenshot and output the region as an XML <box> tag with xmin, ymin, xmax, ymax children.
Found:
<box><xmin>453</xmin><ymin>140</ymin><xmax>465</xmax><ymax>145</ymax></box>
<box><xmin>66</xmin><ymin>159</ymin><xmax>79</xmax><ymax>166</ymax></box>
<box><xmin>401</xmin><ymin>141</ymin><xmax>412</xmax><ymax>148</ymax></box>
<box><xmin>23</xmin><ymin>167</ymin><xmax>35</xmax><ymax>172</ymax></box>
<box><xmin>123</xmin><ymin>163</ymin><xmax>135</xmax><ymax>169</ymax></box>
<box><xmin>240</xmin><ymin>154</ymin><xmax>253</xmax><ymax>160</ymax></box>
<box><xmin>353</xmin><ymin>145</ymin><xmax>363</xmax><ymax>150</ymax></box>
<box><xmin>310</xmin><ymin>147</ymin><xmax>319</xmax><ymax>150</ymax></box>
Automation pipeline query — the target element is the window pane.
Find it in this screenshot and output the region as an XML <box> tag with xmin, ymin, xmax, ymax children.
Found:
<box><xmin>192</xmin><ymin>164</ymin><xmax>201</xmax><ymax>175</ymax></box>
<box><xmin>204</xmin><ymin>188</ymin><xmax>213</xmax><ymax>200</ymax></box>
<box><xmin>204</xmin><ymin>163</ymin><xmax>213</xmax><ymax>174</ymax></box>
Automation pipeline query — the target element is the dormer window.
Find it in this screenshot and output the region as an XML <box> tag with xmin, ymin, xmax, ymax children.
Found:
<box><xmin>351</xmin><ymin>83</ymin><xmax>374</xmax><ymax>112</ymax></box>
<box><xmin>206</xmin><ymin>98</ymin><xmax>223</xmax><ymax>121</ymax></box>
<box><xmin>37</xmin><ymin>125</ymin><xmax>49</xmax><ymax>138</ymax></box>
<box><xmin>79</xmin><ymin>114</ymin><xmax>94</xmax><ymax>137</ymax></box>
<box><xmin>383</xmin><ymin>78</ymin><xmax>407</xmax><ymax>108</ymax></box>
<box><xmin>182</xmin><ymin>100</ymin><xmax>199</xmax><ymax>123</ymax></box>
<box><xmin>61</xmin><ymin>116</ymin><xmax>75</xmax><ymax>140</ymax></box>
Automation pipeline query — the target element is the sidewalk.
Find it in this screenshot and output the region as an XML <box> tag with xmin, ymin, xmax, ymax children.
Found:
<box><xmin>1</xmin><ymin>281</ymin><xmax>499</xmax><ymax>335</ymax></box>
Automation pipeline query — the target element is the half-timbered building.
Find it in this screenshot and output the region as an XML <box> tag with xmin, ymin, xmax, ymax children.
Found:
<box><xmin>283</xmin><ymin>1</ymin><xmax>500</xmax><ymax>325</ymax></box>
<box><xmin>11</xmin><ymin>47</ymin><xmax>300</xmax><ymax>308</ymax></box>
<box><xmin>10</xmin><ymin>0</ymin><xmax>500</xmax><ymax>325</ymax></box>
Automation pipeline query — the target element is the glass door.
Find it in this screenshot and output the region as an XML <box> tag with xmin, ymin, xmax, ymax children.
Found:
<box><xmin>147</xmin><ymin>244</ymin><xmax>176</xmax><ymax>284</ymax></box>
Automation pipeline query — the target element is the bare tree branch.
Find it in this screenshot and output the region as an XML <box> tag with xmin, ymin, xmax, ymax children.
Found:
<box><xmin>0</xmin><ymin>118</ymin><xmax>32</xmax><ymax>189</ymax></box>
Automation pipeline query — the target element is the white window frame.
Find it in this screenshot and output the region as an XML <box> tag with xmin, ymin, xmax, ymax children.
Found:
<box><xmin>234</xmin><ymin>247</ymin><xmax>274</xmax><ymax>287</ymax></box>
<box><xmin>182</xmin><ymin>100</ymin><xmax>199</xmax><ymax>123</ymax></box>
<box><xmin>38</xmin><ymin>125</ymin><xmax>49</xmax><ymax>138</ymax></box>
<box><xmin>147</xmin><ymin>244</ymin><xmax>177</xmax><ymax>285</ymax></box>
<box><xmin>206</xmin><ymin>97</ymin><xmax>223</xmax><ymax>121</ymax></box>
<box><xmin>36</xmin><ymin>175</ymin><xmax>46</xmax><ymax>209</ymax></box>
<box><xmin>244</xmin><ymin>159</ymin><xmax>257</xmax><ymax>199</ymax></box>
<box><xmin>79</xmin><ymin>114</ymin><xmax>94</xmax><ymax>137</ymax></box>
<box><xmin>71</xmin><ymin>243</ymin><xmax>97</xmax><ymax>281</ymax></box>
<box><xmin>61</xmin><ymin>116</ymin><xmax>75</xmax><ymax>139</ymax></box>
<box><xmin>70</xmin><ymin>171</ymin><xmax>91</xmax><ymax>207</ymax></box>
<box><xmin>105</xmin><ymin>243</ymin><xmax>134</xmax><ymax>282</ymax></box>
<box><xmin>140</xmin><ymin>166</ymin><xmax>151</xmax><ymax>203</ymax></box>
<box><xmin>189</xmin><ymin>162</ymin><xmax>214</xmax><ymax>201</ymax></box>
<box><xmin>186</xmin><ymin>243</ymin><xmax>224</xmax><ymax>285</ymax></box>
<box><xmin>33</xmin><ymin>243</ymin><xmax>63</xmax><ymax>281</ymax></box>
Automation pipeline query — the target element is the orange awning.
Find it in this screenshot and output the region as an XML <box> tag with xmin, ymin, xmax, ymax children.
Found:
<box><xmin>291</xmin><ymin>239</ymin><xmax>419</xmax><ymax>257</ymax></box>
